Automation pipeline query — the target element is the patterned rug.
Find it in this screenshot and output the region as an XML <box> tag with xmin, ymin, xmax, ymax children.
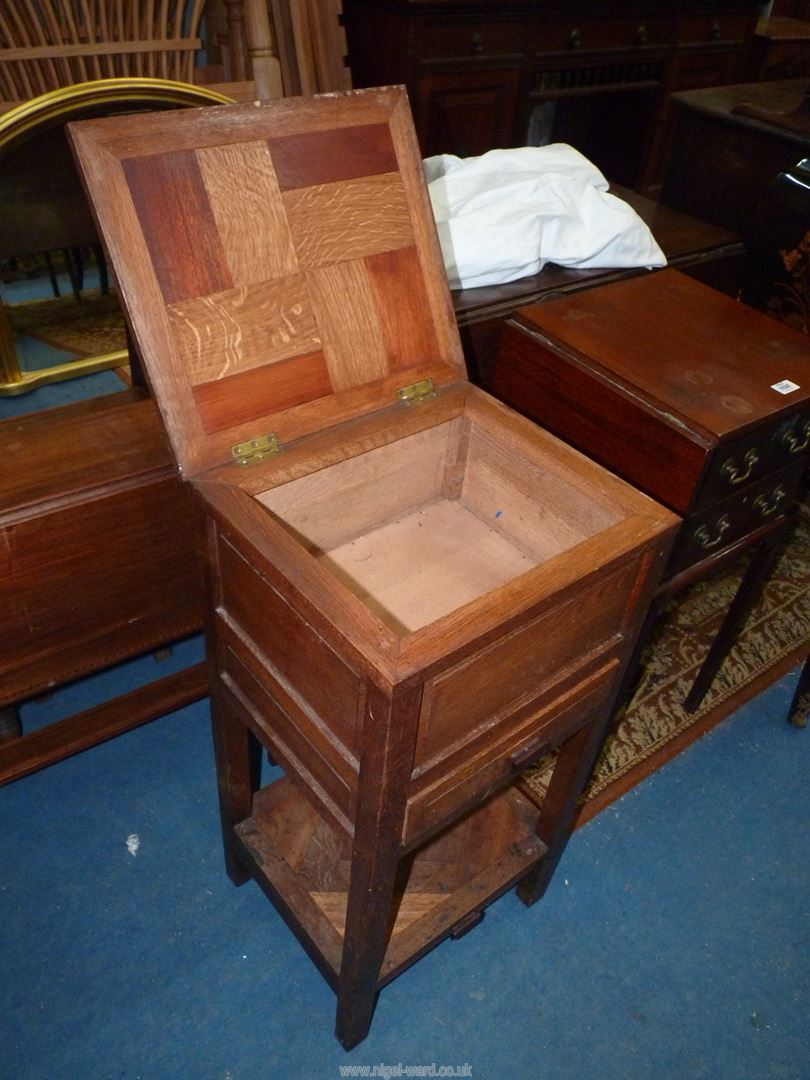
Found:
<box><xmin>8</xmin><ymin>291</ymin><xmax>128</xmax><ymax>357</ymax></box>
<box><xmin>522</xmin><ymin>505</ymin><xmax>810</xmax><ymax>824</ymax></box>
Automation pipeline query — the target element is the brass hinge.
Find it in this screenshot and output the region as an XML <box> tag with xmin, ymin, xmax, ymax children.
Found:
<box><xmin>397</xmin><ymin>378</ymin><xmax>436</xmax><ymax>406</ymax></box>
<box><xmin>231</xmin><ymin>433</ymin><xmax>280</xmax><ymax>466</ymax></box>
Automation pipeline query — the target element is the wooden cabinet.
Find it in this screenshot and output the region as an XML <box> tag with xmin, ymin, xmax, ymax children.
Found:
<box><xmin>343</xmin><ymin>0</ymin><xmax>759</xmax><ymax>192</ymax></box>
<box><xmin>0</xmin><ymin>389</ymin><xmax>206</xmax><ymax>782</ymax></box>
<box><xmin>71</xmin><ymin>87</ymin><xmax>676</xmax><ymax>1048</ymax></box>
<box><xmin>414</xmin><ymin>67</ymin><xmax>521</xmax><ymax>157</ymax></box>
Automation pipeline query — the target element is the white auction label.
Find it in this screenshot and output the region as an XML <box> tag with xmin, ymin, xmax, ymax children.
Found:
<box><xmin>771</xmin><ymin>380</ymin><xmax>800</xmax><ymax>394</ymax></box>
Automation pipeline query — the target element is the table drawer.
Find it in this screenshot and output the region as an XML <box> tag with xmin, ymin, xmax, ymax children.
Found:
<box><xmin>403</xmin><ymin>656</ymin><xmax>617</xmax><ymax>846</ymax></box>
<box><xmin>411</xmin><ymin>559</ymin><xmax>635</xmax><ymax>769</ymax></box>
<box><xmin>678</xmin><ymin>14</ymin><xmax>751</xmax><ymax>46</ymax></box>
<box><xmin>696</xmin><ymin>410</ymin><xmax>810</xmax><ymax>507</ymax></box>
<box><xmin>535</xmin><ymin>17</ymin><xmax>671</xmax><ymax>56</ymax></box>
<box><xmin>420</xmin><ymin>20</ymin><xmax>525</xmax><ymax>62</ymax></box>
<box><xmin>668</xmin><ymin>460</ymin><xmax>806</xmax><ymax>577</ymax></box>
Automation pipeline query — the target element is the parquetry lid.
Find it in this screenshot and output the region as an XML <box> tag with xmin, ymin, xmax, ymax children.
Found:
<box><xmin>70</xmin><ymin>87</ymin><xmax>466</xmax><ymax>477</ymax></box>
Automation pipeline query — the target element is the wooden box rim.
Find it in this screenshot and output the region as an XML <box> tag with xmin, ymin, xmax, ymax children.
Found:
<box><xmin>194</xmin><ymin>383</ymin><xmax>678</xmax><ymax>685</ymax></box>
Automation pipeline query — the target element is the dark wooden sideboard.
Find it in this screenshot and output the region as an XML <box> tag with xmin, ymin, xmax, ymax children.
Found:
<box><xmin>342</xmin><ymin>0</ymin><xmax>761</xmax><ymax>192</ymax></box>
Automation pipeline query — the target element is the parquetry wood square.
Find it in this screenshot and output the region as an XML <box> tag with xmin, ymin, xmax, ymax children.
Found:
<box><xmin>121</xmin><ymin>119</ymin><xmax>423</xmax><ymax>440</ymax></box>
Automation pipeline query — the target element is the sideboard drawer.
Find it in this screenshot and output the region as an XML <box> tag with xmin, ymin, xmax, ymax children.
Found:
<box><xmin>421</xmin><ymin>20</ymin><xmax>525</xmax><ymax>62</ymax></box>
<box><xmin>696</xmin><ymin>409</ymin><xmax>810</xmax><ymax>507</ymax></box>
<box><xmin>668</xmin><ymin>460</ymin><xmax>807</xmax><ymax>576</ymax></box>
<box><xmin>535</xmin><ymin>17</ymin><xmax>671</xmax><ymax>56</ymax></box>
<box><xmin>678</xmin><ymin>13</ymin><xmax>751</xmax><ymax>46</ymax></box>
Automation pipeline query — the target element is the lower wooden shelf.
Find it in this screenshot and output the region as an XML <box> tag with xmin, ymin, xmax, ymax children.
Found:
<box><xmin>236</xmin><ymin>776</ymin><xmax>546</xmax><ymax>990</ymax></box>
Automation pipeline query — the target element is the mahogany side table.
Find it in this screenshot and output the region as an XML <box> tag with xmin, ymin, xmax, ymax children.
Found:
<box><xmin>493</xmin><ymin>269</ymin><xmax>810</xmax><ymax>711</ymax></box>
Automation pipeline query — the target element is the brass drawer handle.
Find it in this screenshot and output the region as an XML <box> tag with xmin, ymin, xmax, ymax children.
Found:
<box><xmin>568</xmin><ymin>27</ymin><xmax>581</xmax><ymax>48</ymax></box>
<box><xmin>710</xmin><ymin>20</ymin><xmax>721</xmax><ymax>40</ymax></box>
<box><xmin>753</xmin><ymin>485</ymin><xmax>787</xmax><ymax>518</ymax></box>
<box><xmin>782</xmin><ymin>421</ymin><xmax>810</xmax><ymax>454</ymax></box>
<box><xmin>721</xmin><ymin>447</ymin><xmax>759</xmax><ymax>485</ymax></box>
<box><xmin>636</xmin><ymin>23</ymin><xmax>648</xmax><ymax>45</ymax></box>
<box><xmin>470</xmin><ymin>32</ymin><xmax>484</xmax><ymax>54</ymax></box>
<box><xmin>693</xmin><ymin>514</ymin><xmax>731</xmax><ymax>550</ymax></box>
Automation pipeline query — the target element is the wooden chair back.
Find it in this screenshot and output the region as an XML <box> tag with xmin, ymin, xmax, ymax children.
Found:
<box><xmin>0</xmin><ymin>0</ymin><xmax>206</xmax><ymax>103</ymax></box>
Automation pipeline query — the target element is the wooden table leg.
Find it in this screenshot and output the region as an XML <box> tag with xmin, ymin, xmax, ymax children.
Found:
<box><xmin>0</xmin><ymin>704</ymin><xmax>22</xmax><ymax>743</ymax></box>
<box><xmin>210</xmin><ymin>688</ymin><xmax>262</xmax><ymax>886</ymax></box>
<box><xmin>787</xmin><ymin>653</ymin><xmax>810</xmax><ymax>728</ymax></box>
<box><xmin>683</xmin><ymin>528</ymin><xmax>787</xmax><ymax>714</ymax></box>
<box><xmin>335</xmin><ymin>685</ymin><xmax>420</xmax><ymax>1050</ymax></box>
<box><xmin>517</xmin><ymin>706</ymin><xmax>616</xmax><ymax>907</ymax></box>
<box><xmin>605</xmin><ymin>590</ymin><xmax>669</xmax><ymax>734</ymax></box>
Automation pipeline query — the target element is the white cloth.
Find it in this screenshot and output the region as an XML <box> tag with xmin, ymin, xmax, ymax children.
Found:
<box><xmin>424</xmin><ymin>145</ymin><xmax>666</xmax><ymax>290</ymax></box>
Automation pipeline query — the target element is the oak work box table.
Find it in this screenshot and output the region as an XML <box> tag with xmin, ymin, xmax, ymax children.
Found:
<box><xmin>494</xmin><ymin>270</ymin><xmax>810</xmax><ymax>712</ymax></box>
<box><xmin>71</xmin><ymin>88</ymin><xmax>676</xmax><ymax>1047</ymax></box>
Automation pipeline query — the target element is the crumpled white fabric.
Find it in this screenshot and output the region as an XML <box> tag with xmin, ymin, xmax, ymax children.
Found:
<box><xmin>424</xmin><ymin>145</ymin><xmax>666</xmax><ymax>290</ymax></box>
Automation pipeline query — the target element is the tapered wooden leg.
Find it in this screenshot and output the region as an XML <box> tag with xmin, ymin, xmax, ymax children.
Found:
<box><xmin>604</xmin><ymin>591</ymin><xmax>668</xmax><ymax>735</ymax></box>
<box><xmin>0</xmin><ymin>705</ymin><xmax>22</xmax><ymax>744</ymax></box>
<box><xmin>788</xmin><ymin>652</ymin><xmax>810</xmax><ymax>728</ymax></box>
<box><xmin>334</xmin><ymin>684</ymin><xmax>421</xmax><ymax>1049</ymax></box>
<box><xmin>335</xmin><ymin>833</ymin><xmax>402</xmax><ymax>1049</ymax></box>
<box><xmin>517</xmin><ymin>713</ymin><xmax>612</xmax><ymax>906</ymax></box>
<box><xmin>210</xmin><ymin>687</ymin><xmax>261</xmax><ymax>885</ymax></box>
<box><xmin>684</xmin><ymin>531</ymin><xmax>785</xmax><ymax>713</ymax></box>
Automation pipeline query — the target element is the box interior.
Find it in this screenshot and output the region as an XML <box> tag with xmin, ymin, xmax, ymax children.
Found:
<box><xmin>256</xmin><ymin>414</ymin><xmax>623</xmax><ymax>635</ymax></box>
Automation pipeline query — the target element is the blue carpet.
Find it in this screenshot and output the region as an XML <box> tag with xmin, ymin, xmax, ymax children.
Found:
<box><xmin>1</xmin><ymin>657</ymin><xmax>806</xmax><ymax>1080</ymax></box>
<box><xmin>2</xmin><ymin>272</ymin><xmax>807</xmax><ymax>1078</ymax></box>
